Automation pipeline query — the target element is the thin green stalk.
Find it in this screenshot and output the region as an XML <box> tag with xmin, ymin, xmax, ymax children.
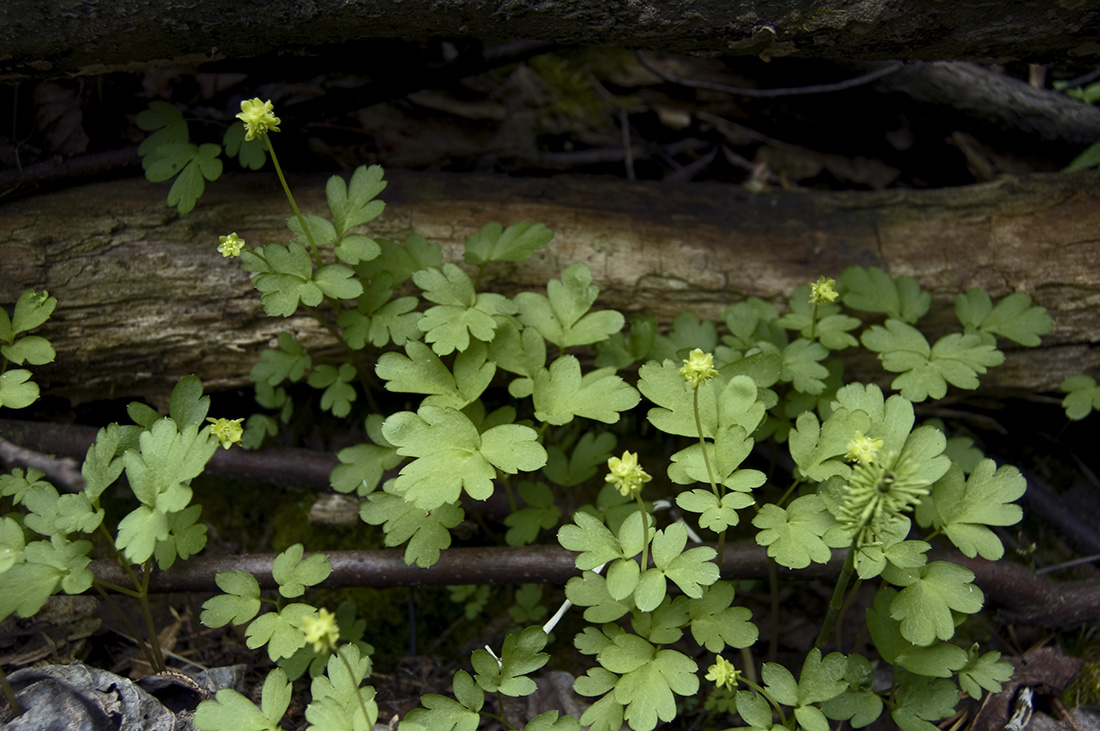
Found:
<box><xmin>334</xmin><ymin>645</ymin><xmax>373</xmax><ymax>729</ymax></box>
<box><xmin>739</xmin><ymin>676</ymin><xmax>787</xmax><ymax>726</ymax></box>
<box><xmin>815</xmin><ymin>545</ymin><xmax>855</xmax><ymax>651</ymax></box>
<box><xmin>137</xmin><ymin>559</ymin><xmax>166</xmax><ymax>671</ymax></box>
<box><xmin>692</xmin><ymin>385</ymin><xmax>725</xmax><ymax>563</ymax></box>
<box><xmin>263</xmin><ymin>135</ymin><xmax>321</xmax><ymax>266</ymax></box>
<box><xmin>768</xmin><ymin>558</ymin><xmax>779</xmax><ymax>663</ymax></box>
<box><xmin>809</xmin><ymin>301</ymin><xmax>820</xmax><ymax>340</ymax></box>
<box><xmin>93</xmin><ymin>583</ymin><xmax>158</xmax><ymax>671</ymax></box>
<box><xmin>635</xmin><ymin>493</ymin><xmax>650</xmax><ymax>572</ymax></box>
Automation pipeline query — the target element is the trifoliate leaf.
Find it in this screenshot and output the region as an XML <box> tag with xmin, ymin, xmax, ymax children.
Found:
<box><xmin>404</xmin><ymin>693</ymin><xmax>479</xmax><ymax>731</ymax></box>
<box><xmin>0</xmin><ymin>369</ymin><xmax>39</xmax><ymax>409</ymax></box>
<box><xmin>543</xmin><ymin>430</ymin><xmax>616</xmax><ymax>487</ymax></box>
<box><xmin>376</xmin><ymin>340</ymin><xmax>494</xmax><ymax>410</ymax></box>
<box><xmin>650</xmin><ymin>522</ymin><xmax>718</xmax><ymax>599</ymax></box>
<box><xmin>327</xmin><ymin>164</ymin><xmax>387</xmax><ymax>235</ymax></box>
<box><xmin>137</xmin><ymin>101</ymin><xmax>188</xmax><ymax>155</ymax></box>
<box><xmin>886</xmin><ymin>561</ymin><xmax>984</xmax><ymax>645</ymax></box>
<box><xmin>307</xmin><ymin>362</ymin><xmax>358</xmax><ymax>418</ymax></box>
<box><xmin>1</xmin><ymin>336</ymin><xmax>55</xmax><ymax>365</ymax></box>
<box><xmin>565</xmin><ymin>572</ymin><xmax>632</xmax><ymax>623</ymax></box>
<box><xmin>778</xmin><ymin>284</ymin><xmax>861</xmax><ymax>350</ymax></box>
<box><xmin>558</xmin><ymin>511</ymin><xmax>625</xmax><ymax>570</ymax></box>
<box><xmin>452</xmin><ymin>669</ymin><xmax>484</xmax><ymax>713</ymax></box>
<box><xmin>249</xmin><ymin>243</ymin><xmax>323</xmax><ymax>317</ymax></box>
<box><xmin>957</xmin><ymin>648</ymin><xmax>1013</xmax><ymax>699</ymax></box>
<box><xmin>862</xmin><ymin>320</ymin><xmax>1004</xmax><ymax>401</ymax></box>
<box><xmin>819</xmin><ymin>655</ymin><xmax>883</xmax><ymax>728</ymax></box>
<box><xmin>54</xmin><ymin>492</ymin><xmax>104</xmax><ymax>535</ymax></box>
<box><xmin>357</xmin><ymin>233</ymin><xmax>443</xmax><ymax>286</ymax></box>
<box><xmin>781</xmin><ymin>338</ymin><xmax>830</xmax><ymax>394</ymax></box>
<box><xmin>668</xmin><ymin>424</ymin><xmax>764</xmax><ymax>493</ymax></box>
<box><xmin>346</xmin><ymin>295</ymin><xmax>420</xmax><ymax>348</ymax></box>
<box><xmin>246</xmin><ymin>603</ymin><xmax>315</xmax><ymax>661</ymax></box>
<box><xmin>116</xmin><ymin>505</ymin><xmax>167</xmax><ymax>567</ymax></box>
<box><xmin>382</xmin><ymin>405</ymin><xmax>545</xmax><ymax>509</ymax></box>
<box><xmin>123</xmin><ymin>419</ymin><xmax>216</xmax><ymax>510</ymax></box>
<box><xmin>193</xmin><ymin>684</ymin><xmax>284</xmax><ymax>731</ymax></box>
<box><xmin>658</xmin><ymin>311</ymin><xmax>718</xmax><ymax>359</ymax></box>
<box><xmin>488</xmin><ymin>319</ymin><xmax>546</xmax><ymax>397</ymax></box>
<box><xmin>797</xmin><ymin>649</ymin><xmax>848</xmax><ymax>705</ymax></box>
<box><xmin>892</xmin><ymin>674</ymin><xmax>960</xmax><ymax>731</ymax></box>
<box><xmin>306</xmin><ymin>642</ymin><xmax>377</xmax><ymax>730</ymax></box>
<box><xmin>272</xmin><ymin>543</ymin><xmax>333</xmax><ymax>598</ymax></box>
<box><xmin>594</xmin><ymin>313</ymin><xmax>658</xmax><ymax>369</ymax></box>
<box><xmin>601</xmin><ymin>640</ymin><xmax>698</xmax><ymax>731</ymax></box>
<box><xmin>222</xmin><ymin>121</ymin><xmax>267</xmax><ymax>170</ymax></box>
<box><xmin>251</xmin><ymin>332</ymin><xmax>311</xmax><ymax>386</ymax></box>
<box><xmin>22</xmin><ymin>482</ymin><xmax>62</xmax><ymax>537</ymax></box>
<box><xmin>165</xmin><ymin>143</ymin><xmax>222</xmax><ymax>214</ymax></box>
<box><xmin>19</xmin><ymin>536</ymin><xmax>90</xmax><ymax>596</ymax></box>
<box><xmin>955</xmin><ymin>289</ymin><xmax>1051</xmax><ymax>346</ymax></box>
<box><xmin>1060</xmin><ymin>374</ymin><xmax>1100</xmax><ymax>420</ymax></box>
<box><xmin>687</xmin><ymin>582</ymin><xmax>758</xmax><ymax>652</ymax></box>
<box><xmin>753</xmin><ymin>495</ymin><xmax>840</xmax><ymax>569</ymax></box>
<box><xmin>169</xmin><ymin>374</ymin><xmax>210</xmax><ymax>429</ymax></box>
<box><xmin>313</xmin><ymin>264</ymin><xmax>364</xmax><ymax>301</ymax></box>
<box><xmin>639</xmin><ymin>361</ymin><xmax>766</xmax><ymax>439</ymax></box>
<box><xmin>331</xmin><ymin>440</ymin><xmax>403</xmax><ymax>497</ymax></box>
<box><xmin>840</xmin><ymin>266</ymin><xmax>930</xmax><ymax>324</ymax></box>
<box><xmin>414</xmin><ymin>263</ymin><xmax>516</xmax><ymax>355</ymax></box>
<box><xmin>788</xmin><ymin>408</ymin><xmax>868</xmax><ymax>482</ymax></box>
<box><xmin>504</xmin><ymin>481</ymin><xmax>562</xmax><ymax>546</ymax></box>
<box><xmin>201</xmin><ymin>570</ymin><xmax>262</xmax><ymax>627</ymax></box>
<box><xmin>472</xmin><ymin>626</ymin><xmax>548</xmax><ymax>696</ymax></box>
<box><xmin>463</xmin><ymin>220</ymin><xmax>553</xmax><ymax>267</ymax></box>
<box><xmin>532</xmin><ymin>355</ymin><xmax>640</xmax><ymax>425</ymax></box>
<box><xmin>925</xmin><ymin>460</ymin><xmax>1025</xmax><ymax>560</ymax></box>
<box><xmin>0</xmin><ymin>467</ymin><xmax>49</xmax><ymax>504</ymax></box>
<box><xmin>515</xmin><ymin>263</ymin><xmax>624</xmax><ymax>348</ymax></box>
<box><xmin>761</xmin><ymin>661</ymin><xmax>799</xmax><ymax>706</ymax></box>
<box><xmin>360</xmin><ymin>489</ymin><xmax>463</xmax><ymax>567</ymax></box>
<box><xmin>676</xmin><ymin>489</ymin><xmax>755</xmax><ymax>533</ymax></box>
<box><xmin>0</xmin><ymin>562</ymin><xmax>60</xmax><ymax>620</ymax></box>
<box><xmin>155</xmin><ymin>504</ymin><xmax>206</xmax><ymax>570</ymax></box>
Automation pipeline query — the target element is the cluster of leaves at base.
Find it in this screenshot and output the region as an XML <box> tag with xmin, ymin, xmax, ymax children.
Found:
<box><xmin>196</xmin><ymin>547</ymin><xmax>378</xmax><ymax>731</ymax></box>
<box><xmin>137</xmin><ymin>100</ymin><xmax>268</xmax><ymax>213</ymax></box>
<box><xmin>0</xmin><ymin>289</ymin><xmax>57</xmax><ymax>410</ymax></box>
<box><xmin>0</xmin><ymin>375</ymin><xmax>221</xmax><ymax>620</ymax></box>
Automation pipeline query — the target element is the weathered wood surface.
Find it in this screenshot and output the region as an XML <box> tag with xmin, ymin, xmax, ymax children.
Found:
<box><xmin>2</xmin><ymin>0</ymin><xmax>1097</xmax><ymax>80</ymax></box>
<box><xmin>2</xmin><ymin>170</ymin><xmax>1098</xmax><ymax>405</ymax></box>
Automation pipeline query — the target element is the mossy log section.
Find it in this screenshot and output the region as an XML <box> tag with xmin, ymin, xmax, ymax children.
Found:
<box><xmin>2</xmin><ymin>169</ymin><xmax>1099</xmax><ymax>406</ymax></box>
<box><xmin>2</xmin><ymin>0</ymin><xmax>1097</xmax><ymax>80</ymax></box>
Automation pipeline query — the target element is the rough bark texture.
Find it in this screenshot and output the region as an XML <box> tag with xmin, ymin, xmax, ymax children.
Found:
<box><xmin>2</xmin><ymin>0</ymin><xmax>1099</xmax><ymax>80</ymax></box>
<box><xmin>2</xmin><ymin>169</ymin><xmax>1099</xmax><ymax>406</ymax></box>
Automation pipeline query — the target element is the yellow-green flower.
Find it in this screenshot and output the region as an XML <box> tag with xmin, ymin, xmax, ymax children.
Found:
<box><xmin>236</xmin><ymin>98</ymin><xmax>281</xmax><ymax>141</ymax></box>
<box><xmin>845</xmin><ymin>431</ymin><xmax>884</xmax><ymax>466</ymax></box>
<box><xmin>218</xmin><ymin>232</ymin><xmax>245</xmax><ymax>258</ymax></box>
<box><xmin>679</xmin><ymin>348</ymin><xmax>719</xmax><ymax>388</ymax></box>
<box><xmin>207</xmin><ymin>417</ymin><xmax>244</xmax><ymax>450</ymax></box>
<box><xmin>705</xmin><ymin>655</ymin><xmax>741</xmax><ymax>691</ymax></box>
<box><xmin>810</xmin><ymin>276</ymin><xmax>839</xmax><ymax>304</ymax></box>
<box><xmin>301</xmin><ymin>607</ymin><xmax>340</xmax><ymax>654</ymax></box>
<box><xmin>606</xmin><ymin>451</ymin><xmax>652</xmax><ymax>498</ymax></box>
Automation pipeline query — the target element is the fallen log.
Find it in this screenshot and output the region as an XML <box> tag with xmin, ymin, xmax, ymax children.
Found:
<box><xmin>2</xmin><ymin>169</ymin><xmax>1098</xmax><ymax>406</ymax></box>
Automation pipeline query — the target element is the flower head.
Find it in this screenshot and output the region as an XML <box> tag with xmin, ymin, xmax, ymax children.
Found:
<box><xmin>679</xmin><ymin>348</ymin><xmax>720</xmax><ymax>388</ymax></box>
<box><xmin>301</xmin><ymin>607</ymin><xmax>340</xmax><ymax>654</ymax></box>
<box><xmin>218</xmin><ymin>232</ymin><xmax>245</xmax><ymax>258</ymax></box>
<box><xmin>838</xmin><ymin>450</ymin><xmax>931</xmax><ymax>547</ymax></box>
<box><xmin>810</xmin><ymin>276</ymin><xmax>839</xmax><ymax>304</ymax></box>
<box><xmin>845</xmin><ymin>431</ymin><xmax>883</xmax><ymax>467</ymax></box>
<box><xmin>207</xmin><ymin>417</ymin><xmax>244</xmax><ymax>450</ymax></box>
<box><xmin>705</xmin><ymin>655</ymin><xmax>741</xmax><ymax>691</ymax></box>
<box><xmin>606</xmin><ymin>451</ymin><xmax>652</xmax><ymax>498</ymax></box>
<box><xmin>236</xmin><ymin>98</ymin><xmax>281</xmax><ymax>141</ymax></box>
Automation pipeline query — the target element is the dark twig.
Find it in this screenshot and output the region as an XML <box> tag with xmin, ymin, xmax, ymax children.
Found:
<box><xmin>0</xmin><ymin>433</ymin><xmax>85</xmax><ymax>492</ymax></box>
<box><xmin>636</xmin><ymin>52</ymin><xmax>904</xmax><ymax>98</ymax></box>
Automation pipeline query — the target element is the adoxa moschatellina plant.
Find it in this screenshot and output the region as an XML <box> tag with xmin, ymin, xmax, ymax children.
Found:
<box><xmin>8</xmin><ymin>95</ymin><xmax>1050</xmax><ymax>730</ymax></box>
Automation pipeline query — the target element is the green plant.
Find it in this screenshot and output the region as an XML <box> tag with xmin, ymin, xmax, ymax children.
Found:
<box><xmin>3</xmin><ymin>96</ymin><xmax>1060</xmax><ymax>730</ymax></box>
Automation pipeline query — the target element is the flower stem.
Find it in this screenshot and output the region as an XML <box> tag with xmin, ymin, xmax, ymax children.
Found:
<box><xmin>635</xmin><ymin>493</ymin><xmax>650</xmax><ymax>572</ymax></box>
<box><xmin>692</xmin><ymin>385</ymin><xmax>725</xmax><ymax>564</ymax></box>
<box><xmin>335</xmin><ymin>645</ymin><xmax>373</xmax><ymax>729</ymax></box>
<box><xmin>815</xmin><ymin>545</ymin><xmax>855</xmax><ymax>651</ymax></box>
<box><xmin>264</xmin><ymin>135</ymin><xmax>321</xmax><ymax>267</ymax></box>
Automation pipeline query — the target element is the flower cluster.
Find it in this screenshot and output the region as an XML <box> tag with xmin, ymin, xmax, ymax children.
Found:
<box><xmin>845</xmin><ymin>431</ymin><xmax>883</xmax><ymax>467</ymax></box>
<box><xmin>217</xmin><ymin>232</ymin><xmax>245</xmax><ymax>258</ymax></box>
<box><xmin>606</xmin><ymin>451</ymin><xmax>652</xmax><ymax>497</ymax></box>
<box><xmin>705</xmin><ymin>655</ymin><xmax>741</xmax><ymax>691</ymax></box>
<box><xmin>810</xmin><ymin>275</ymin><xmax>839</xmax><ymax>304</ymax></box>
<box><xmin>679</xmin><ymin>348</ymin><xmax>719</xmax><ymax>388</ymax></box>
<box><xmin>301</xmin><ymin>607</ymin><xmax>340</xmax><ymax>654</ymax></box>
<box><xmin>207</xmin><ymin>417</ymin><xmax>244</xmax><ymax>450</ymax></box>
<box><xmin>236</xmin><ymin>98</ymin><xmax>281</xmax><ymax>141</ymax></box>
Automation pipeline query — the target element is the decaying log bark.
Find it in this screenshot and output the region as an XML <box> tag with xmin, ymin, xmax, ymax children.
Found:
<box><xmin>2</xmin><ymin>0</ymin><xmax>1098</xmax><ymax>80</ymax></box>
<box><xmin>2</xmin><ymin>169</ymin><xmax>1098</xmax><ymax>406</ymax></box>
